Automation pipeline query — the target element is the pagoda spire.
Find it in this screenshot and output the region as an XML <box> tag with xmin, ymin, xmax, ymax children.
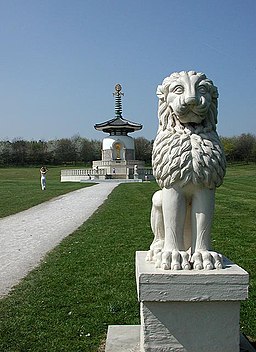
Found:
<box><xmin>113</xmin><ymin>83</ymin><xmax>124</xmax><ymax>118</ymax></box>
<box><xmin>94</xmin><ymin>83</ymin><xmax>142</xmax><ymax>134</ymax></box>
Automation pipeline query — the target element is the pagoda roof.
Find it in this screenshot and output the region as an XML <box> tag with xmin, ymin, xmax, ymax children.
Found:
<box><xmin>94</xmin><ymin>116</ymin><xmax>142</xmax><ymax>133</ymax></box>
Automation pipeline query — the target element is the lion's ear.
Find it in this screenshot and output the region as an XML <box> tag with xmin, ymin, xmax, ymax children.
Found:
<box><xmin>156</xmin><ymin>84</ymin><xmax>166</xmax><ymax>100</ymax></box>
<box><xmin>156</xmin><ymin>85</ymin><xmax>166</xmax><ymax>130</ymax></box>
<box><xmin>156</xmin><ymin>84</ymin><xmax>173</xmax><ymax>131</ymax></box>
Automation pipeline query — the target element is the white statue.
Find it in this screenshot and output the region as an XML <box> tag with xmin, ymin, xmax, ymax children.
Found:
<box><xmin>147</xmin><ymin>71</ymin><xmax>226</xmax><ymax>270</ymax></box>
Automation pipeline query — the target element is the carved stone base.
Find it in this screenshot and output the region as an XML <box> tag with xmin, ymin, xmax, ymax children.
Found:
<box><xmin>140</xmin><ymin>301</ymin><xmax>241</xmax><ymax>351</ymax></box>
<box><xmin>105</xmin><ymin>252</ymin><xmax>252</xmax><ymax>352</ymax></box>
<box><xmin>136</xmin><ymin>251</ymin><xmax>249</xmax><ymax>352</ymax></box>
<box><xmin>105</xmin><ymin>326</ymin><xmax>256</xmax><ymax>352</ymax></box>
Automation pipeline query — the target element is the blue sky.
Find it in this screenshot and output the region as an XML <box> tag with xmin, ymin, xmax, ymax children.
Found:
<box><xmin>0</xmin><ymin>0</ymin><xmax>255</xmax><ymax>141</ymax></box>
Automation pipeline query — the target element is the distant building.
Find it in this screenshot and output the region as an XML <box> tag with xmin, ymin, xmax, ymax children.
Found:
<box><xmin>92</xmin><ymin>84</ymin><xmax>145</xmax><ymax>179</ymax></box>
<box><xmin>61</xmin><ymin>84</ymin><xmax>153</xmax><ymax>182</ymax></box>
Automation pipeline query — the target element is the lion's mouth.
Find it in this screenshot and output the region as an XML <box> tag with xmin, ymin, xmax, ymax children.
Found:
<box><xmin>177</xmin><ymin>110</ymin><xmax>204</xmax><ymax>124</ymax></box>
<box><xmin>175</xmin><ymin>103</ymin><xmax>209</xmax><ymax>123</ymax></box>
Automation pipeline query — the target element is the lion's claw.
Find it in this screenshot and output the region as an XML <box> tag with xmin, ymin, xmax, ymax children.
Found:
<box><xmin>192</xmin><ymin>251</ymin><xmax>224</xmax><ymax>270</ymax></box>
<box><xmin>161</xmin><ymin>251</ymin><xmax>171</xmax><ymax>270</ymax></box>
<box><xmin>147</xmin><ymin>249</ymin><xmax>223</xmax><ymax>270</ymax></box>
<box><xmin>154</xmin><ymin>250</ymin><xmax>189</xmax><ymax>270</ymax></box>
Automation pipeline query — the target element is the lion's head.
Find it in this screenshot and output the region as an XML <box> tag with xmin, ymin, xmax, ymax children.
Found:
<box><xmin>156</xmin><ymin>71</ymin><xmax>218</xmax><ymax>133</ymax></box>
<box><xmin>152</xmin><ymin>71</ymin><xmax>226</xmax><ymax>189</ymax></box>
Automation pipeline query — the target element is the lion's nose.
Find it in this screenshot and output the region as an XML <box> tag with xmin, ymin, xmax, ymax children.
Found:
<box><xmin>185</xmin><ymin>96</ymin><xmax>198</xmax><ymax>105</ymax></box>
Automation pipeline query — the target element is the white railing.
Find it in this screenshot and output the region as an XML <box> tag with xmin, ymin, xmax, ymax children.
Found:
<box><xmin>61</xmin><ymin>168</ymin><xmax>106</xmax><ymax>176</ymax></box>
<box><xmin>61</xmin><ymin>167</ymin><xmax>154</xmax><ymax>182</ymax></box>
<box><xmin>92</xmin><ymin>160</ymin><xmax>145</xmax><ymax>167</ymax></box>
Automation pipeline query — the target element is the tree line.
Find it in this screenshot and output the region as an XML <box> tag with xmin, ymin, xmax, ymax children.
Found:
<box><xmin>0</xmin><ymin>136</ymin><xmax>101</xmax><ymax>166</ymax></box>
<box><xmin>134</xmin><ymin>134</ymin><xmax>256</xmax><ymax>164</ymax></box>
<box><xmin>0</xmin><ymin>133</ymin><xmax>255</xmax><ymax>167</ymax></box>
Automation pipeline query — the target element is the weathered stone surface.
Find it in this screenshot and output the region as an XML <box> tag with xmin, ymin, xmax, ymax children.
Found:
<box><xmin>137</xmin><ymin>252</ymin><xmax>249</xmax><ymax>302</ymax></box>
<box><xmin>105</xmin><ymin>325</ymin><xmax>140</xmax><ymax>352</ymax></box>
<box><xmin>136</xmin><ymin>251</ymin><xmax>249</xmax><ymax>352</ymax></box>
<box><xmin>104</xmin><ymin>325</ymin><xmax>256</xmax><ymax>352</ymax></box>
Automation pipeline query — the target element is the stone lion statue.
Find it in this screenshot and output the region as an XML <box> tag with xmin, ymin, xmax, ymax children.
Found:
<box><xmin>146</xmin><ymin>71</ymin><xmax>226</xmax><ymax>270</ymax></box>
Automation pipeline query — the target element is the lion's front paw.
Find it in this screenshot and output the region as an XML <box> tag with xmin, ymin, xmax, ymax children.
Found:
<box><xmin>191</xmin><ymin>251</ymin><xmax>223</xmax><ymax>270</ymax></box>
<box><xmin>155</xmin><ymin>250</ymin><xmax>191</xmax><ymax>270</ymax></box>
<box><xmin>146</xmin><ymin>248</ymin><xmax>161</xmax><ymax>262</ymax></box>
<box><xmin>146</xmin><ymin>239</ymin><xmax>165</xmax><ymax>262</ymax></box>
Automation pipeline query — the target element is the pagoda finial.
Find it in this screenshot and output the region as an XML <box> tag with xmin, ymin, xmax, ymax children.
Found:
<box><xmin>113</xmin><ymin>83</ymin><xmax>124</xmax><ymax>118</ymax></box>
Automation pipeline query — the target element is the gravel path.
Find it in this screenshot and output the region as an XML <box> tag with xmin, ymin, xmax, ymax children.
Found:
<box><xmin>0</xmin><ymin>182</ymin><xmax>118</xmax><ymax>297</ymax></box>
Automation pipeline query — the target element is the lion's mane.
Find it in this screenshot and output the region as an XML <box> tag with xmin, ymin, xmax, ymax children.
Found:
<box><xmin>152</xmin><ymin>71</ymin><xmax>226</xmax><ymax>189</ymax></box>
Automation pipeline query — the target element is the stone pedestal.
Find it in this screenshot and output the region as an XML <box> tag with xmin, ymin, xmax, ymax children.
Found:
<box><xmin>137</xmin><ymin>251</ymin><xmax>248</xmax><ymax>352</ymax></box>
<box><xmin>105</xmin><ymin>251</ymin><xmax>251</xmax><ymax>352</ymax></box>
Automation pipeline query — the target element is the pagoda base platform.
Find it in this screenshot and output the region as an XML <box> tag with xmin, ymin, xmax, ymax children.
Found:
<box><xmin>60</xmin><ymin>169</ymin><xmax>152</xmax><ymax>183</ymax></box>
<box><xmin>92</xmin><ymin>159</ymin><xmax>145</xmax><ymax>178</ymax></box>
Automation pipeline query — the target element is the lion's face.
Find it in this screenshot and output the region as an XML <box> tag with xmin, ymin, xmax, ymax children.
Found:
<box><xmin>166</xmin><ymin>71</ymin><xmax>214</xmax><ymax>124</ymax></box>
<box><xmin>153</xmin><ymin>71</ymin><xmax>226</xmax><ymax>190</ymax></box>
<box><xmin>158</xmin><ymin>71</ymin><xmax>218</xmax><ymax>127</ymax></box>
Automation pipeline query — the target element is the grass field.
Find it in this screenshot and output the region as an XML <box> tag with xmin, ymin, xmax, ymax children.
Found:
<box><xmin>0</xmin><ymin>164</ymin><xmax>255</xmax><ymax>351</ymax></box>
<box><xmin>0</xmin><ymin>167</ymin><xmax>92</xmax><ymax>218</ymax></box>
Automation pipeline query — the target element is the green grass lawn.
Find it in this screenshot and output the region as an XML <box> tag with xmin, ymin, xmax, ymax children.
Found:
<box><xmin>0</xmin><ymin>164</ymin><xmax>255</xmax><ymax>351</ymax></box>
<box><xmin>0</xmin><ymin>167</ymin><xmax>92</xmax><ymax>218</ymax></box>
<box><xmin>212</xmin><ymin>164</ymin><xmax>256</xmax><ymax>342</ymax></box>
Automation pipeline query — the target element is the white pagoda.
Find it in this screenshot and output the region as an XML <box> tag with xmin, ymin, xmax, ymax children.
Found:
<box><xmin>61</xmin><ymin>84</ymin><xmax>150</xmax><ymax>182</ymax></box>
<box><xmin>92</xmin><ymin>84</ymin><xmax>145</xmax><ymax>179</ymax></box>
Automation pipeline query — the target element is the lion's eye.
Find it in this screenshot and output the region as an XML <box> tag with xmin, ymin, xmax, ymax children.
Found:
<box><xmin>197</xmin><ymin>85</ymin><xmax>207</xmax><ymax>94</ymax></box>
<box><xmin>172</xmin><ymin>85</ymin><xmax>184</xmax><ymax>94</ymax></box>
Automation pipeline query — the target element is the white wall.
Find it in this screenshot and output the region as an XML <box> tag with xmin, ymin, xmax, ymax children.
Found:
<box><xmin>102</xmin><ymin>135</ymin><xmax>134</xmax><ymax>150</ymax></box>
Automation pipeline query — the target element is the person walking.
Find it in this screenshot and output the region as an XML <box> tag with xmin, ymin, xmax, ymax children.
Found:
<box><xmin>40</xmin><ymin>166</ymin><xmax>48</xmax><ymax>190</ymax></box>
